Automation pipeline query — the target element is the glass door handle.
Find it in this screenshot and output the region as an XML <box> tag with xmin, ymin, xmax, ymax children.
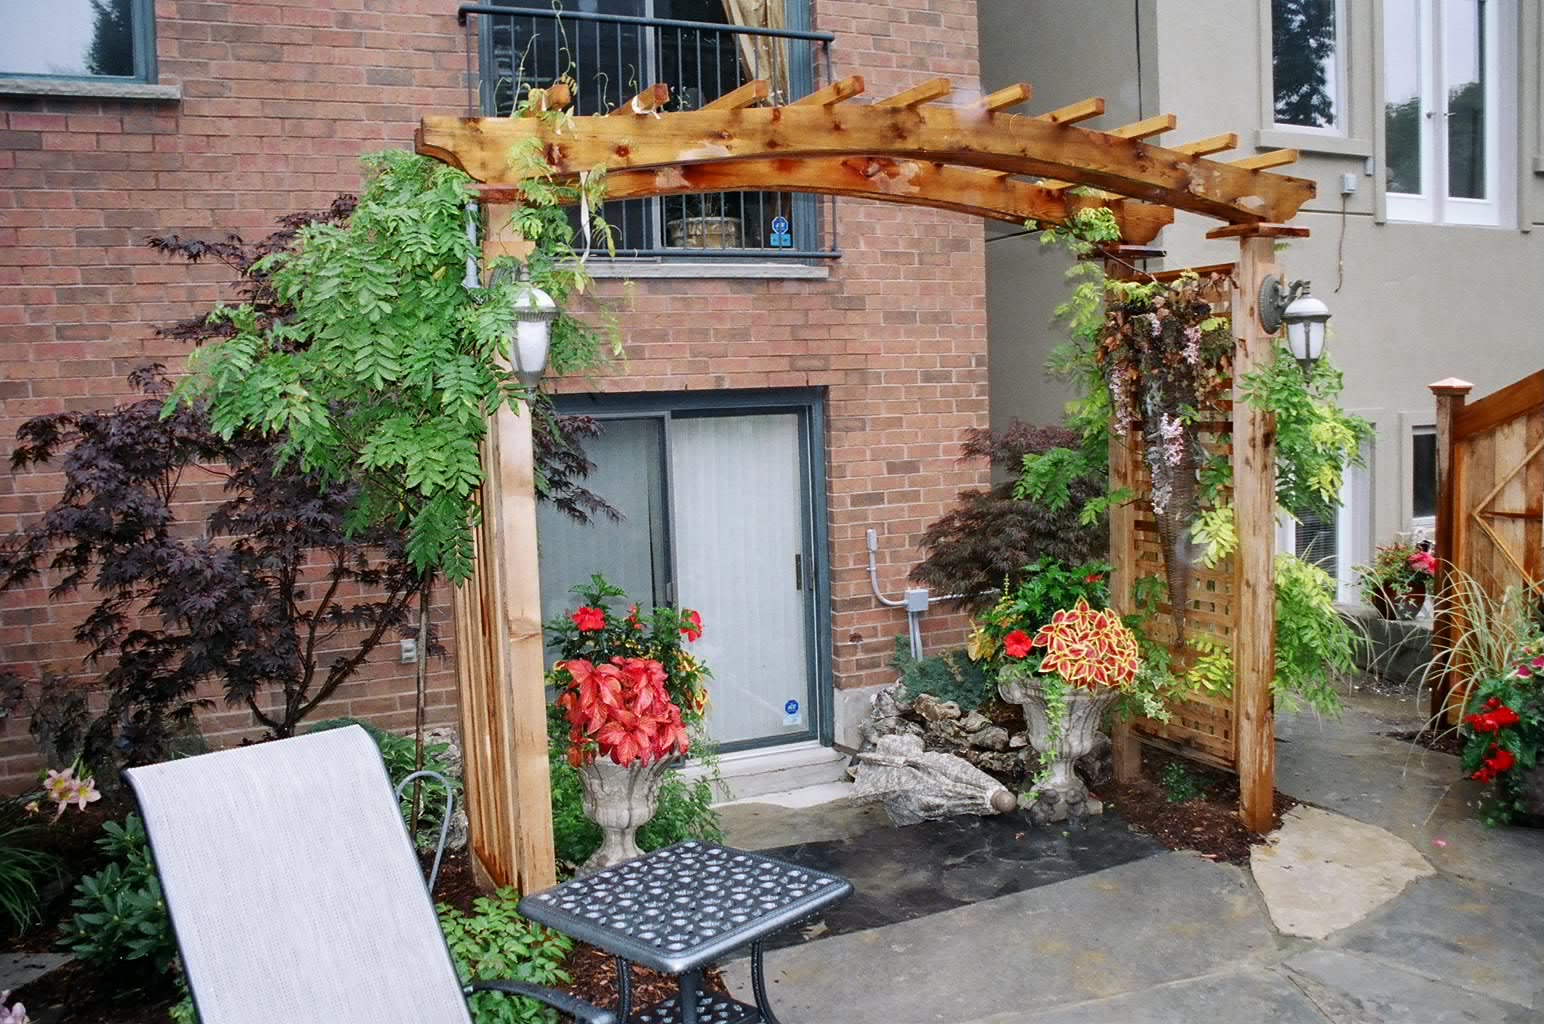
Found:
<box><xmin>794</xmin><ymin>553</ymin><xmax>803</xmax><ymax>591</ymax></box>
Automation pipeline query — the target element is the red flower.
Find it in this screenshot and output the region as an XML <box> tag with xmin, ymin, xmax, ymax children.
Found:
<box><xmin>680</xmin><ymin>609</ymin><xmax>703</xmax><ymax>643</ymax></box>
<box><xmin>571</xmin><ymin>606</ymin><xmax>606</xmax><ymax>632</ymax></box>
<box><xmin>556</xmin><ymin>655</ymin><xmax>689</xmax><ymax>767</ymax></box>
<box><xmin>1490</xmin><ymin>706</ymin><xmax>1521</xmax><ymax>728</ymax></box>
<box><xmin>1084</xmin><ymin>572</ymin><xmax>1104</xmax><ymax>584</ymax></box>
<box><xmin>1466</xmin><ymin>704</ymin><xmax>1522</xmax><ymax>734</ymax></box>
<box><xmin>1003</xmin><ymin>630</ymin><xmax>1033</xmax><ymax>659</ymax></box>
<box><xmin>626</xmin><ymin>604</ymin><xmax>645</xmax><ymax>632</ymax></box>
<box><xmin>1484</xmin><ymin>748</ymin><xmax>1517</xmax><ymax>775</ymax></box>
<box><xmin>1407</xmin><ymin>550</ymin><xmax>1437</xmax><ymax>576</ymax></box>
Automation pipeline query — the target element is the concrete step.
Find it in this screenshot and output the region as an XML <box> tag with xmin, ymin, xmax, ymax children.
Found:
<box><xmin>685</xmin><ymin>741</ymin><xmax>851</xmax><ymax>803</ymax></box>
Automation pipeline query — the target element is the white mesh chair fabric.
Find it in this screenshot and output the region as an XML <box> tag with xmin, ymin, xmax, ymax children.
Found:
<box><xmin>125</xmin><ymin>726</ymin><xmax>474</xmax><ymax>1024</ymax></box>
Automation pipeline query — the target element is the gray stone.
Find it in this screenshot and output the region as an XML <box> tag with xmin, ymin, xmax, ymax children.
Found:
<box><xmin>957</xmin><ymin>967</ymin><xmax>1329</xmax><ymax>1024</ymax></box>
<box><xmin>959</xmin><ymin>711</ymin><xmax>992</xmax><ymax>733</ymax></box>
<box><xmin>726</xmin><ymin>852</ymin><xmax>1282</xmax><ymax>1024</ymax></box>
<box><xmin>912</xmin><ymin>693</ymin><xmax>962</xmax><ymax>722</ymax></box>
<box><xmin>1008</xmin><ymin>731</ymin><xmax>1030</xmax><ymax>749</ymax></box>
<box><xmin>1286</xmin><ymin>949</ymin><xmax>1537</xmax><ymax>1023</ymax></box>
<box><xmin>0</xmin><ymin>953</ymin><xmax>69</xmax><ymax>994</ymax></box>
<box><xmin>1251</xmin><ymin>805</ymin><xmax>1434</xmax><ymax>939</ymax></box>
<box><xmin>423</xmin><ymin>724</ymin><xmax>469</xmax><ymax>850</ymax></box>
<box><xmin>972</xmin><ymin>725</ymin><xmax>1011</xmax><ymax>752</ymax></box>
<box><xmin>849</xmin><ymin>734</ymin><xmax>1016</xmax><ymax>825</ymax></box>
<box><xmin>1325</xmin><ymin>874</ymin><xmax>1544</xmax><ymax>1009</ymax></box>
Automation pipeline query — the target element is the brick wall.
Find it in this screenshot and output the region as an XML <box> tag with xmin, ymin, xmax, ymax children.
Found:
<box><xmin>0</xmin><ymin>0</ymin><xmax>989</xmax><ymax>788</ymax></box>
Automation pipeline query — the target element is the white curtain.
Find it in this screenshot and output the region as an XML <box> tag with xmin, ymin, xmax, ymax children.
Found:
<box><xmin>720</xmin><ymin>0</ymin><xmax>790</xmax><ymax>104</ymax></box>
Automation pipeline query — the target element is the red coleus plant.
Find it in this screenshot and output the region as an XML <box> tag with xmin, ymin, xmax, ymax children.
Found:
<box><xmin>1030</xmin><ymin>597</ymin><xmax>1141</xmax><ymax>690</ymax></box>
<box><xmin>555</xmin><ymin>656</ymin><xmax>690</xmax><ymax>768</ymax></box>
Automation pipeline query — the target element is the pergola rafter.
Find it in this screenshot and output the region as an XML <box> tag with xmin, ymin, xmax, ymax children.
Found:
<box><xmin>416</xmin><ymin>75</ymin><xmax>1311</xmax><ymax>893</ymax></box>
<box><xmin>417</xmin><ymin>77</ymin><xmax>1315</xmax><ymax>232</ymax></box>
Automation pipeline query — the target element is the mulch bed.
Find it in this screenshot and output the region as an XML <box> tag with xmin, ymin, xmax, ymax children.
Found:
<box><xmin>1387</xmin><ymin>728</ymin><xmax>1466</xmax><ymax>757</ymax></box>
<box><xmin>1101</xmin><ymin>748</ymin><xmax>1295</xmax><ymax>865</ymax></box>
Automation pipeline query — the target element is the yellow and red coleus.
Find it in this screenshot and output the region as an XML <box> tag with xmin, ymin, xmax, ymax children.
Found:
<box><xmin>1030</xmin><ymin>597</ymin><xmax>1141</xmax><ymax>691</ymax></box>
<box><xmin>556</xmin><ymin>656</ymin><xmax>690</xmax><ymax>768</ymax></box>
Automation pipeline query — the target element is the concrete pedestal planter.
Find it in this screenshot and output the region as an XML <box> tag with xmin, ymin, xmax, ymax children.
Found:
<box><xmin>577</xmin><ymin>757</ymin><xmax>672</xmax><ymax>874</ymax></box>
<box><xmin>999</xmin><ymin>674</ymin><xmax>1118</xmax><ymax>824</ymax></box>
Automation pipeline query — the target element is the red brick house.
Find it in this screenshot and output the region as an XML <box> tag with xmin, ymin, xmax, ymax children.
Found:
<box><xmin>0</xmin><ymin>0</ymin><xmax>988</xmax><ymax>789</ymax></box>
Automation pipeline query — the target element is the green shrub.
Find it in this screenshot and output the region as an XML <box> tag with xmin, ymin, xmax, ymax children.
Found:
<box><xmin>547</xmin><ymin>706</ymin><xmax>723</xmax><ymax>872</ymax></box>
<box><xmin>64</xmin><ymin>815</ymin><xmax>178</xmax><ymax>982</ymax></box>
<box><xmin>1159</xmin><ymin>762</ymin><xmax>1206</xmax><ymax>803</ymax></box>
<box><xmin>891</xmin><ymin>640</ymin><xmax>992</xmax><ymax>711</ymax></box>
<box><xmin>0</xmin><ymin>798</ymin><xmax>59</xmax><ymax>934</ymax></box>
<box><xmin>306</xmin><ymin>718</ymin><xmax>461</xmax><ymax>848</ymax></box>
<box><xmin>437</xmin><ymin>890</ymin><xmax>573</xmax><ymax>1024</ymax></box>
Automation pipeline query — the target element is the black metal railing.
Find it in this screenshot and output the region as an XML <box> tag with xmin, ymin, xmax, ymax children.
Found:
<box><xmin>458</xmin><ymin>3</ymin><xmax>839</xmax><ymax>261</ymax></box>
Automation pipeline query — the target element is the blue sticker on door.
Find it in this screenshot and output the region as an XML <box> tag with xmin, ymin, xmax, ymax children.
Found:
<box><xmin>783</xmin><ymin>698</ymin><xmax>802</xmax><ymax>726</ymax></box>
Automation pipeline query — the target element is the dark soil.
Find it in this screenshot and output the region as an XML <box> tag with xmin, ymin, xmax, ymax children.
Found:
<box><xmin>1387</xmin><ymin>727</ymin><xmax>1466</xmax><ymax>757</ymax></box>
<box><xmin>1101</xmin><ymin>748</ymin><xmax>1296</xmax><ymax>865</ymax></box>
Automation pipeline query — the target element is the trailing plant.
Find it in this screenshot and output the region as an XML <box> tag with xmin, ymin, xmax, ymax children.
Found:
<box><xmin>306</xmin><ymin>718</ymin><xmax>461</xmax><ymax>849</ymax></box>
<box><xmin>63</xmin><ymin>815</ymin><xmax>178</xmax><ymax>986</ymax></box>
<box><xmin>437</xmin><ymin>889</ymin><xmax>573</xmax><ymax>1024</ymax></box>
<box><xmin>913</xmin><ymin>422</ymin><xmax>1109</xmax><ymax>609</ymax></box>
<box><xmin>1272</xmin><ymin>555</ymin><xmax>1360</xmax><ymax>714</ymax></box>
<box><xmin>890</xmin><ymin>639</ymin><xmax>992</xmax><ymax>711</ymax></box>
<box><xmin>1461</xmin><ymin>637</ymin><xmax>1543</xmax><ymax>826</ymax></box>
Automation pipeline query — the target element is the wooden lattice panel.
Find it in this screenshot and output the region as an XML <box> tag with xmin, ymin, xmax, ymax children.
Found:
<box><xmin>1122</xmin><ymin>419</ymin><xmax>1238</xmax><ymax>770</ymax></box>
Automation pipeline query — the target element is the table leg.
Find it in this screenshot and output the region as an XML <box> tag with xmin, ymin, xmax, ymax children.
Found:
<box><xmin>750</xmin><ymin>941</ymin><xmax>783</xmax><ymax>1024</ymax></box>
<box><xmin>678</xmin><ymin>969</ymin><xmax>703</xmax><ymax>1024</ymax></box>
<box><xmin>614</xmin><ymin>956</ymin><xmax>632</xmax><ymax>1023</ymax></box>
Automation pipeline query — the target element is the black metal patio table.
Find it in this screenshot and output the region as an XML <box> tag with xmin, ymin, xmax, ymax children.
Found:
<box><xmin>518</xmin><ymin>840</ymin><xmax>854</xmax><ymax>1024</ymax></box>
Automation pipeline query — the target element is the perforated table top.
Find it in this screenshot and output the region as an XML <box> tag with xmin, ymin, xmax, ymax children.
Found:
<box><xmin>518</xmin><ymin>840</ymin><xmax>854</xmax><ymax>975</ymax></box>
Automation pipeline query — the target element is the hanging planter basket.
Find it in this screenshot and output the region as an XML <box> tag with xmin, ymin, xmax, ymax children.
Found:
<box><xmin>1098</xmin><ymin>273</ymin><xmax>1234</xmax><ymax>637</ymax></box>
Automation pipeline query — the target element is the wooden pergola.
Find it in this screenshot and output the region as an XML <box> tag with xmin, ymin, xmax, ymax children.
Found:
<box><xmin>415</xmin><ymin>76</ymin><xmax>1316</xmax><ymax>893</ymax></box>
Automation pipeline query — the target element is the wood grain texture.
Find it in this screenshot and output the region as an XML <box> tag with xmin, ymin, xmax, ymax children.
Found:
<box><xmin>417</xmin><ymin>102</ymin><xmax>1316</xmax><ymax>224</ymax></box>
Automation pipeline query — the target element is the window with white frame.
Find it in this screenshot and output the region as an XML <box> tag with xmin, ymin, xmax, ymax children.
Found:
<box><xmin>1383</xmin><ymin>0</ymin><xmax>1512</xmax><ymax>225</ymax></box>
<box><xmin>1410</xmin><ymin>425</ymin><xmax>1438</xmax><ymax>534</ymax></box>
<box><xmin>1279</xmin><ymin>465</ymin><xmax>1362</xmax><ymax>604</ymax></box>
<box><xmin>1271</xmin><ymin>0</ymin><xmax>1346</xmax><ymax>133</ymax></box>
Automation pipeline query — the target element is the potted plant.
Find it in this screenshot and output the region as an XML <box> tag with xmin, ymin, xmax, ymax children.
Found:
<box><xmin>547</xmin><ymin>575</ymin><xmax>710</xmax><ymax>872</ymax></box>
<box><xmin>1355</xmin><ymin>540</ymin><xmax>1436</xmax><ymax>620</ymax></box>
<box><xmin>968</xmin><ymin>559</ymin><xmax>1161</xmax><ymax>822</ymax></box>
<box><xmin>1461</xmin><ymin>636</ymin><xmax>1544</xmax><ymax>826</ymax></box>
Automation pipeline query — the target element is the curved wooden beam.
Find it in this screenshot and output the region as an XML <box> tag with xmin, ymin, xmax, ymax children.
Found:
<box><xmin>474</xmin><ymin>157</ymin><xmax>1175</xmax><ymax>244</ymax></box>
<box><xmin>417</xmin><ymin>103</ymin><xmax>1314</xmax><ymax>224</ymax></box>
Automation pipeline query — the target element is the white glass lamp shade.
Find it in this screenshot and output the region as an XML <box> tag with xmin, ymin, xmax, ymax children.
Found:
<box><xmin>1282</xmin><ymin>290</ymin><xmax>1330</xmax><ymax>372</ymax></box>
<box><xmin>509</xmin><ymin>280</ymin><xmax>558</xmax><ymax>386</ymax></box>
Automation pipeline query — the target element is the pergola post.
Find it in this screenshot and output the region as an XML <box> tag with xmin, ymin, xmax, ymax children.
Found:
<box><xmin>1228</xmin><ymin>231</ymin><xmax>1281</xmax><ymax>833</ymax></box>
<box><xmin>1428</xmin><ymin>377</ymin><xmax>1474</xmax><ymax>723</ymax></box>
<box><xmin>449</xmin><ymin>203</ymin><xmax>556</xmax><ymax>894</ymax></box>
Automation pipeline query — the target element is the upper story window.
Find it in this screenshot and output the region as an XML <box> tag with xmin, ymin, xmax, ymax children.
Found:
<box><xmin>1271</xmin><ymin>0</ymin><xmax>1345</xmax><ymax>132</ymax></box>
<box><xmin>0</xmin><ymin>0</ymin><xmax>156</xmax><ymax>82</ymax></box>
<box><xmin>479</xmin><ymin>0</ymin><xmax>833</xmax><ymax>260</ymax></box>
<box><xmin>1384</xmin><ymin>0</ymin><xmax>1512</xmax><ymax>225</ymax></box>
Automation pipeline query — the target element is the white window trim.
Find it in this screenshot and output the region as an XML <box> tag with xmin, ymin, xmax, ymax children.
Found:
<box><xmin>1264</xmin><ymin>0</ymin><xmax>1352</xmax><ymax>137</ymax></box>
<box><xmin>1406</xmin><ymin>421</ymin><xmax>1438</xmax><ymax>539</ymax></box>
<box><xmin>1384</xmin><ymin>0</ymin><xmax>1515</xmax><ymax>226</ymax></box>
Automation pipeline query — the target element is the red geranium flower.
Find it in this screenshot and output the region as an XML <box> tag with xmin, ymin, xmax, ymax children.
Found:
<box><xmin>1407</xmin><ymin>550</ymin><xmax>1437</xmax><ymax>576</ymax></box>
<box><xmin>1083</xmin><ymin>572</ymin><xmax>1104</xmax><ymax>584</ymax></box>
<box><xmin>571</xmin><ymin>606</ymin><xmax>606</xmax><ymax>632</ymax></box>
<box><xmin>1003</xmin><ymin>630</ymin><xmax>1033</xmax><ymax>659</ymax></box>
<box><xmin>680</xmin><ymin>609</ymin><xmax>703</xmax><ymax>643</ymax></box>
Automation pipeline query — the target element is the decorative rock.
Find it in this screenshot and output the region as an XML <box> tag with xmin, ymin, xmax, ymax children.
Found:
<box><xmin>851</xmin><ymin>734</ymin><xmax>1017</xmax><ymax>826</ymax></box>
<box><xmin>912</xmin><ymin>694</ymin><xmax>962</xmax><ymax>723</ymax></box>
<box><xmin>423</xmin><ymin>725</ymin><xmax>469</xmax><ymax>850</ymax></box>
<box><xmin>958</xmin><ymin>711</ymin><xmax>992</xmax><ymax>734</ymax></box>
<box><xmin>972</xmin><ymin>726</ymin><xmax>1011</xmax><ymax>752</ymax></box>
<box><xmin>1251</xmin><ymin>805</ymin><xmax>1435</xmax><ymax>939</ymax></box>
<box><xmin>1008</xmin><ymin>732</ymin><xmax>1029</xmax><ymax>749</ymax></box>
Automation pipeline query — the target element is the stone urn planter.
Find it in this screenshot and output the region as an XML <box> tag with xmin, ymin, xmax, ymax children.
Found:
<box><xmin>999</xmin><ymin>674</ymin><xmax>1118</xmax><ymax>824</ymax></box>
<box><xmin>576</xmin><ymin>757</ymin><xmax>672</xmax><ymax>874</ymax></box>
<box><xmin>667</xmin><ymin>215</ymin><xmax>743</xmax><ymax>250</ymax></box>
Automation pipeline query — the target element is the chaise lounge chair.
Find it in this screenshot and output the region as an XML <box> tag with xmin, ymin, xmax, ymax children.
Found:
<box><xmin>125</xmin><ymin>725</ymin><xmax>614</xmax><ymax>1024</ymax></box>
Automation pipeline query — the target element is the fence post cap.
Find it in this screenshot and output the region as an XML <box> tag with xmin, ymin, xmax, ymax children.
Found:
<box><xmin>1428</xmin><ymin>378</ymin><xmax>1474</xmax><ymax>395</ymax></box>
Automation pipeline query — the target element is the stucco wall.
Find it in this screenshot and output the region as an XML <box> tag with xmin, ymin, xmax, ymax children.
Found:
<box><xmin>982</xmin><ymin>0</ymin><xmax>1544</xmax><ymax>559</ymax></box>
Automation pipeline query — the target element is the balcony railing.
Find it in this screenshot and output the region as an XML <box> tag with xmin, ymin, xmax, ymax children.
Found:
<box><xmin>457</xmin><ymin>3</ymin><xmax>839</xmax><ymax>261</ymax></box>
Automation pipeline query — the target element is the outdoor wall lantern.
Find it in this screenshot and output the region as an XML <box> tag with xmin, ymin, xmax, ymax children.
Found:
<box><xmin>487</xmin><ymin>266</ymin><xmax>558</xmax><ymax>387</ymax></box>
<box><xmin>1259</xmin><ymin>276</ymin><xmax>1331</xmax><ymax>375</ymax></box>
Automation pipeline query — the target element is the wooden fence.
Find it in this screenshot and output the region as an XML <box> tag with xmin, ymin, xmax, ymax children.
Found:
<box><xmin>1429</xmin><ymin>371</ymin><xmax>1544</xmax><ymax>720</ymax></box>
